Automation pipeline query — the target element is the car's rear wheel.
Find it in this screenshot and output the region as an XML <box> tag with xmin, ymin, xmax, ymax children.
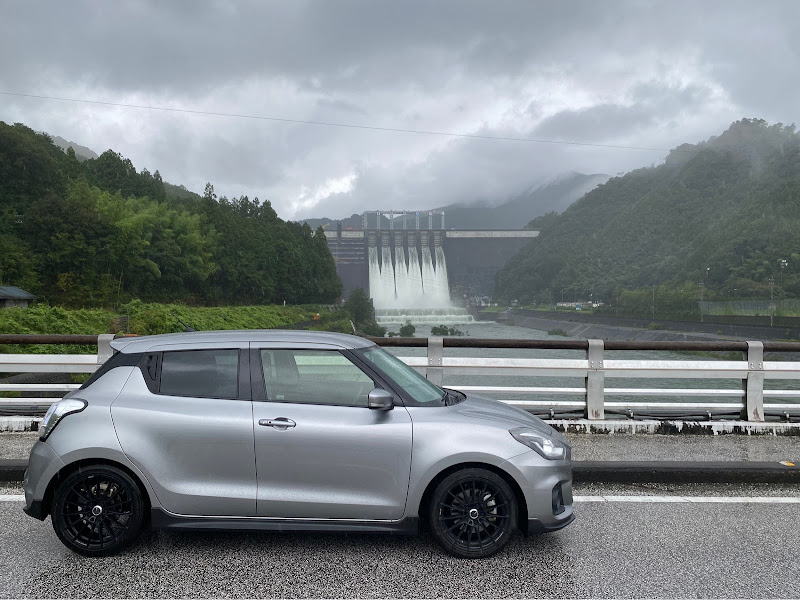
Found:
<box><xmin>51</xmin><ymin>465</ymin><xmax>144</xmax><ymax>556</ymax></box>
<box><xmin>429</xmin><ymin>468</ymin><xmax>518</xmax><ymax>558</ymax></box>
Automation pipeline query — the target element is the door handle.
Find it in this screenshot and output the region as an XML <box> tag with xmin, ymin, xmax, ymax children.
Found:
<box><xmin>259</xmin><ymin>418</ymin><xmax>296</xmax><ymax>429</ymax></box>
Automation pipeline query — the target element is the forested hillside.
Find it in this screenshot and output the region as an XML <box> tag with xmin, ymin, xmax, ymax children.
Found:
<box><xmin>494</xmin><ymin>119</ymin><xmax>800</xmax><ymax>314</ymax></box>
<box><xmin>0</xmin><ymin>122</ymin><xmax>341</xmax><ymax>307</ymax></box>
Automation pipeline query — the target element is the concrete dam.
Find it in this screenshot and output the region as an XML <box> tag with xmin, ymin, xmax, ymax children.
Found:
<box><xmin>325</xmin><ymin>211</ymin><xmax>538</xmax><ymax>323</ymax></box>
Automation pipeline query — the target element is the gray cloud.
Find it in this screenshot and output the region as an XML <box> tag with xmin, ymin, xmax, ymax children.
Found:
<box><xmin>1</xmin><ymin>0</ymin><xmax>799</xmax><ymax>219</ymax></box>
<box><xmin>532</xmin><ymin>82</ymin><xmax>716</xmax><ymax>143</ymax></box>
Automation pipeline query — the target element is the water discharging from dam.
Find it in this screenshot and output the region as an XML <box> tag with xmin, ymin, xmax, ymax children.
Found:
<box><xmin>368</xmin><ymin>241</ymin><xmax>473</xmax><ymax>325</ymax></box>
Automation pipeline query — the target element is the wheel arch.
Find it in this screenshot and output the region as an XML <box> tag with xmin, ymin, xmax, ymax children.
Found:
<box><xmin>41</xmin><ymin>458</ymin><xmax>152</xmax><ymax>521</ymax></box>
<box><xmin>416</xmin><ymin>461</ymin><xmax>529</xmax><ymax>535</ymax></box>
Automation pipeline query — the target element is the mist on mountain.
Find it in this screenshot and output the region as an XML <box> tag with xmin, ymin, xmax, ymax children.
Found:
<box><xmin>300</xmin><ymin>171</ymin><xmax>609</xmax><ymax>231</ymax></box>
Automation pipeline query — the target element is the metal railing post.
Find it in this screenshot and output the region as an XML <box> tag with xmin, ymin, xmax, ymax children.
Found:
<box><xmin>586</xmin><ymin>339</ymin><xmax>605</xmax><ymax>420</ymax></box>
<box><xmin>427</xmin><ymin>336</ymin><xmax>444</xmax><ymax>386</ymax></box>
<box><xmin>97</xmin><ymin>334</ymin><xmax>115</xmax><ymax>364</ymax></box>
<box><xmin>745</xmin><ymin>341</ymin><xmax>764</xmax><ymax>422</ymax></box>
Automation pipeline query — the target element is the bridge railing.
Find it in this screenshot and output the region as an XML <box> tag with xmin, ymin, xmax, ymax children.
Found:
<box><xmin>371</xmin><ymin>337</ymin><xmax>800</xmax><ymax>422</ymax></box>
<box><xmin>2</xmin><ymin>335</ymin><xmax>800</xmax><ymax>421</ymax></box>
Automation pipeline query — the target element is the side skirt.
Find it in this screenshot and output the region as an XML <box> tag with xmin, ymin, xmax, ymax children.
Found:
<box><xmin>150</xmin><ymin>508</ymin><xmax>419</xmax><ymax>535</ymax></box>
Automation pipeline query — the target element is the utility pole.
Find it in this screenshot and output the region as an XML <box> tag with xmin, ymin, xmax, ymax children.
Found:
<box><xmin>699</xmin><ymin>282</ymin><xmax>704</xmax><ymax>323</ymax></box>
<box><xmin>700</xmin><ymin>266</ymin><xmax>710</xmax><ymax>323</ymax></box>
<box><xmin>769</xmin><ymin>277</ymin><xmax>775</xmax><ymax>326</ymax></box>
<box><xmin>780</xmin><ymin>259</ymin><xmax>788</xmax><ymax>312</ymax></box>
<box><xmin>652</xmin><ymin>286</ymin><xmax>655</xmax><ymax>320</ymax></box>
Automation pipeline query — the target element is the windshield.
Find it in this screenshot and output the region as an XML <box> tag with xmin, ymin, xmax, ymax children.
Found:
<box><xmin>359</xmin><ymin>347</ymin><xmax>444</xmax><ymax>406</ymax></box>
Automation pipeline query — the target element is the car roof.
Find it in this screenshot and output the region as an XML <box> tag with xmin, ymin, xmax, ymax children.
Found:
<box><xmin>110</xmin><ymin>330</ymin><xmax>376</xmax><ymax>353</ymax></box>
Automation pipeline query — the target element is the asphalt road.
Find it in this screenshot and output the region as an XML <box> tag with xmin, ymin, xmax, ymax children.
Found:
<box><xmin>1</xmin><ymin>482</ymin><xmax>799</xmax><ymax>599</ymax></box>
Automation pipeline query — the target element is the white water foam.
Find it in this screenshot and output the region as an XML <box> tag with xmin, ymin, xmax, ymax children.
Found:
<box><xmin>368</xmin><ymin>241</ymin><xmax>474</xmax><ymax>324</ymax></box>
<box><xmin>375</xmin><ymin>307</ymin><xmax>474</xmax><ymax>325</ymax></box>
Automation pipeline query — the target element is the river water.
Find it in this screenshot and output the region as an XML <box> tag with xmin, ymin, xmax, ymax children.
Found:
<box><xmin>382</xmin><ymin>320</ymin><xmax>799</xmax><ymax>408</ymax></box>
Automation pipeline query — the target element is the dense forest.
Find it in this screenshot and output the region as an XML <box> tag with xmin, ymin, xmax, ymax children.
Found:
<box><xmin>0</xmin><ymin>122</ymin><xmax>342</xmax><ymax>307</ymax></box>
<box><xmin>494</xmin><ymin>119</ymin><xmax>800</xmax><ymax>317</ymax></box>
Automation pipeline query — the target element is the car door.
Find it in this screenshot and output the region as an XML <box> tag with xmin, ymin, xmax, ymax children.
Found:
<box><xmin>112</xmin><ymin>342</ymin><xmax>257</xmax><ymax>516</ymax></box>
<box><xmin>250</xmin><ymin>343</ymin><xmax>413</xmax><ymax>520</ymax></box>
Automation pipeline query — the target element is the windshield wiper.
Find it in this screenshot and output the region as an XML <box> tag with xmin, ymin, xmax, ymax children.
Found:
<box><xmin>440</xmin><ymin>389</ymin><xmax>450</xmax><ymax>405</ymax></box>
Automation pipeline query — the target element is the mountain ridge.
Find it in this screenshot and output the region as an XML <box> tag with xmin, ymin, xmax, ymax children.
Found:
<box><xmin>44</xmin><ymin>133</ymin><xmax>100</xmax><ymax>161</ymax></box>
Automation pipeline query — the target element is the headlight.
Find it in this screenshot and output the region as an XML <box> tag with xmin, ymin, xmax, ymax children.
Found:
<box><xmin>509</xmin><ymin>427</ymin><xmax>567</xmax><ymax>460</ymax></box>
<box><xmin>39</xmin><ymin>398</ymin><xmax>87</xmax><ymax>441</ymax></box>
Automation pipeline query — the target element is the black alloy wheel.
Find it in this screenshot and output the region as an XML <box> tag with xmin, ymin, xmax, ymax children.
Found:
<box><xmin>51</xmin><ymin>465</ymin><xmax>145</xmax><ymax>556</ymax></box>
<box><xmin>429</xmin><ymin>468</ymin><xmax>518</xmax><ymax>558</ymax></box>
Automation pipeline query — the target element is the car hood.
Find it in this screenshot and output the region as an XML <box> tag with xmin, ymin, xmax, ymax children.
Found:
<box><xmin>447</xmin><ymin>392</ymin><xmax>567</xmax><ymax>442</ymax></box>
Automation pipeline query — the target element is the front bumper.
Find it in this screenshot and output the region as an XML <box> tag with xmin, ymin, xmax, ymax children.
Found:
<box><xmin>528</xmin><ymin>511</ymin><xmax>575</xmax><ymax>534</ymax></box>
<box><xmin>501</xmin><ymin>449</ymin><xmax>574</xmax><ymax>534</ymax></box>
<box><xmin>22</xmin><ymin>498</ymin><xmax>45</xmax><ymax>520</ymax></box>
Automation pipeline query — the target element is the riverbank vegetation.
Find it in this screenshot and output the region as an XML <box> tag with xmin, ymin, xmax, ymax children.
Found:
<box><xmin>0</xmin><ymin>302</ymin><xmax>379</xmax><ymax>356</ymax></box>
<box><xmin>430</xmin><ymin>325</ymin><xmax>464</xmax><ymax>336</ymax></box>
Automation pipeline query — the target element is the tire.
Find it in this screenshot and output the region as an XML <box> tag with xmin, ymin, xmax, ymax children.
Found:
<box><xmin>51</xmin><ymin>465</ymin><xmax>145</xmax><ymax>556</ymax></box>
<box><xmin>429</xmin><ymin>468</ymin><xmax>518</xmax><ymax>558</ymax></box>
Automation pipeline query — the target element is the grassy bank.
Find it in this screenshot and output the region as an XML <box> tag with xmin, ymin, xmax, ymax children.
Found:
<box><xmin>0</xmin><ymin>302</ymin><xmax>336</xmax><ymax>354</ymax></box>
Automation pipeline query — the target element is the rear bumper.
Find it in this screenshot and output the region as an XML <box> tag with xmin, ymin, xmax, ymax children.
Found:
<box><xmin>23</xmin><ymin>440</ymin><xmax>63</xmax><ymax>521</ymax></box>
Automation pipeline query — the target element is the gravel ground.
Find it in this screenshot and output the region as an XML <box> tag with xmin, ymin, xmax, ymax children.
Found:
<box><xmin>565</xmin><ymin>432</ymin><xmax>799</xmax><ymax>462</ymax></box>
<box><xmin>0</xmin><ymin>433</ymin><xmax>38</xmax><ymax>460</ymax></box>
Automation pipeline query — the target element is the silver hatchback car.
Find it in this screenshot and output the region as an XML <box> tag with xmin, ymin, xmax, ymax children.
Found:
<box><xmin>24</xmin><ymin>331</ymin><xmax>573</xmax><ymax>558</ymax></box>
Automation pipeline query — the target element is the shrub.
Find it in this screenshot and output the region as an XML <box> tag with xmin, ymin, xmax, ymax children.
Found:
<box><xmin>398</xmin><ymin>321</ymin><xmax>416</xmax><ymax>337</ymax></box>
<box><xmin>547</xmin><ymin>328</ymin><xmax>568</xmax><ymax>337</ymax></box>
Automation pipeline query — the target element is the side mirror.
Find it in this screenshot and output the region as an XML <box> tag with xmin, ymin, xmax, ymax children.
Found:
<box><xmin>368</xmin><ymin>388</ymin><xmax>394</xmax><ymax>411</ymax></box>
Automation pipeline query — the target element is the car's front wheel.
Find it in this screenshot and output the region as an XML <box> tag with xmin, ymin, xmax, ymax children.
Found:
<box><xmin>51</xmin><ymin>465</ymin><xmax>145</xmax><ymax>556</ymax></box>
<box><xmin>429</xmin><ymin>468</ymin><xmax>518</xmax><ymax>558</ymax></box>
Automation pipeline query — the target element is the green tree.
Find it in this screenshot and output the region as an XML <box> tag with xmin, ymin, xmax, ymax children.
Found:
<box><xmin>344</xmin><ymin>288</ymin><xmax>375</xmax><ymax>326</ymax></box>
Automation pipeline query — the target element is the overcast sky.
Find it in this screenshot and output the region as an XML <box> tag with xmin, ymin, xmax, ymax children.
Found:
<box><xmin>2</xmin><ymin>0</ymin><xmax>798</xmax><ymax>220</ymax></box>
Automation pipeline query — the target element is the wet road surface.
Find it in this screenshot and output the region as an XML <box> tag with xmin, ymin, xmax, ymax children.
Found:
<box><xmin>1</xmin><ymin>482</ymin><xmax>799</xmax><ymax>598</ymax></box>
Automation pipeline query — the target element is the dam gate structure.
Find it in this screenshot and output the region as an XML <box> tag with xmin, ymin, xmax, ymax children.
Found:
<box><xmin>325</xmin><ymin>211</ymin><xmax>539</xmax><ymax>312</ymax></box>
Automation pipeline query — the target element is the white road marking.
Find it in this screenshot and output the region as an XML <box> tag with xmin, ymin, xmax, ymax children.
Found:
<box><xmin>574</xmin><ymin>495</ymin><xmax>800</xmax><ymax>503</ymax></box>
<box><xmin>0</xmin><ymin>495</ymin><xmax>25</xmax><ymax>502</ymax></box>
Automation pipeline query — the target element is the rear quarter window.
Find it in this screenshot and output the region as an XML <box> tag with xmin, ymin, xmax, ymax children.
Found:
<box><xmin>159</xmin><ymin>349</ymin><xmax>239</xmax><ymax>399</ymax></box>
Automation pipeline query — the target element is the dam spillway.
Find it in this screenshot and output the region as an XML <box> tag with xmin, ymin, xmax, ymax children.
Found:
<box><xmin>367</xmin><ymin>230</ymin><xmax>473</xmax><ymax>324</ymax></box>
<box><xmin>368</xmin><ymin>231</ymin><xmax>451</xmax><ymax>310</ymax></box>
<box><xmin>324</xmin><ymin>211</ymin><xmax>540</xmax><ymax>324</ymax></box>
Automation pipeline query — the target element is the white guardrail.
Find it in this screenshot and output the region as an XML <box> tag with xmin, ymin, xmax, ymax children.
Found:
<box><xmin>1</xmin><ymin>335</ymin><xmax>800</xmax><ymax>421</ymax></box>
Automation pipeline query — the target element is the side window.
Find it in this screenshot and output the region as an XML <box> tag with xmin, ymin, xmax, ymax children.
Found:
<box><xmin>159</xmin><ymin>349</ymin><xmax>239</xmax><ymax>399</ymax></box>
<box><xmin>261</xmin><ymin>349</ymin><xmax>375</xmax><ymax>407</ymax></box>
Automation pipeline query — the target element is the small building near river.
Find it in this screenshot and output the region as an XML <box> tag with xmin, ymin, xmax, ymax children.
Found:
<box><xmin>0</xmin><ymin>286</ymin><xmax>36</xmax><ymax>308</ymax></box>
